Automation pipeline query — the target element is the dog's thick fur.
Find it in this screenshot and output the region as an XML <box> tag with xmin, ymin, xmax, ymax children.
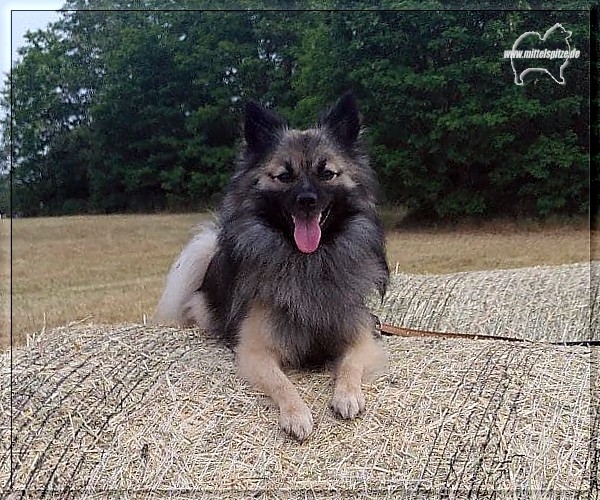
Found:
<box><xmin>155</xmin><ymin>92</ymin><xmax>389</xmax><ymax>440</ymax></box>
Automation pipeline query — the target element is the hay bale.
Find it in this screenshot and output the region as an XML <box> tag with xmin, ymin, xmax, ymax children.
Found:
<box><xmin>372</xmin><ymin>262</ymin><xmax>596</xmax><ymax>343</ymax></box>
<box><xmin>1</xmin><ymin>263</ymin><xmax>598</xmax><ymax>497</ymax></box>
<box><xmin>1</xmin><ymin>325</ymin><xmax>595</xmax><ymax>498</ymax></box>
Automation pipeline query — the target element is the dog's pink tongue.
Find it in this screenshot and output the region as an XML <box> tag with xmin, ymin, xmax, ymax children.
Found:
<box><xmin>293</xmin><ymin>215</ymin><xmax>321</xmax><ymax>254</ymax></box>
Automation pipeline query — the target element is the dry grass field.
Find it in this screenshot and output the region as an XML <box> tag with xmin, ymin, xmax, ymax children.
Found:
<box><xmin>0</xmin><ymin>213</ymin><xmax>595</xmax><ymax>348</ymax></box>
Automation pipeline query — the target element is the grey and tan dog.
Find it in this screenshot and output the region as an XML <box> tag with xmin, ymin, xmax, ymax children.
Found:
<box><xmin>155</xmin><ymin>92</ymin><xmax>389</xmax><ymax>441</ymax></box>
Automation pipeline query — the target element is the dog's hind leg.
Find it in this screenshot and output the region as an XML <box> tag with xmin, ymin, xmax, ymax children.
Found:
<box><xmin>331</xmin><ymin>322</ymin><xmax>388</xmax><ymax>420</ymax></box>
<box><xmin>236</xmin><ymin>303</ymin><xmax>313</xmax><ymax>441</ymax></box>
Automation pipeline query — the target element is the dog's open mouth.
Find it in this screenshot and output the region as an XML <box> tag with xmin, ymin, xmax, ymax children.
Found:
<box><xmin>291</xmin><ymin>206</ymin><xmax>331</xmax><ymax>254</ymax></box>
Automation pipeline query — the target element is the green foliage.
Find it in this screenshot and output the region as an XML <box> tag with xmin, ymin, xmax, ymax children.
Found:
<box><xmin>0</xmin><ymin>2</ymin><xmax>591</xmax><ymax>220</ymax></box>
<box><xmin>0</xmin><ymin>174</ymin><xmax>9</xmax><ymax>214</ymax></box>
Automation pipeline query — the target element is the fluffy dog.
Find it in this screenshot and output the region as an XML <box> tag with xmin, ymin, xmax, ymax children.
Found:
<box><xmin>155</xmin><ymin>92</ymin><xmax>389</xmax><ymax>440</ymax></box>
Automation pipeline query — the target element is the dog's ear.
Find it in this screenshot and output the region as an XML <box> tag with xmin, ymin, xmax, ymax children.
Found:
<box><xmin>244</xmin><ymin>100</ymin><xmax>287</xmax><ymax>156</ymax></box>
<box><xmin>320</xmin><ymin>91</ymin><xmax>361</xmax><ymax>148</ymax></box>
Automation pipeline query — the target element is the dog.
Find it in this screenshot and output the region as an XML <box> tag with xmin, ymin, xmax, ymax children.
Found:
<box><xmin>155</xmin><ymin>92</ymin><xmax>389</xmax><ymax>441</ymax></box>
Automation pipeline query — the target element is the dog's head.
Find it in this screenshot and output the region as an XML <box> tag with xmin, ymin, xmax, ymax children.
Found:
<box><xmin>239</xmin><ymin>92</ymin><xmax>379</xmax><ymax>254</ymax></box>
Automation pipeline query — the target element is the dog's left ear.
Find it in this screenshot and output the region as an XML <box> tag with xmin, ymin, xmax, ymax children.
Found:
<box><xmin>320</xmin><ymin>91</ymin><xmax>361</xmax><ymax>148</ymax></box>
<box><xmin>244</xmin><ymin>100</ymin><xmax>288</xmax><ymax>157</ymax></box>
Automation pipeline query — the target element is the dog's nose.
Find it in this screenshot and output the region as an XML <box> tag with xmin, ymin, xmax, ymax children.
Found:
<box><xmin>296</xmin><ymin>192</ymin><xmax>317</xmax><ymax>209</ymax></box>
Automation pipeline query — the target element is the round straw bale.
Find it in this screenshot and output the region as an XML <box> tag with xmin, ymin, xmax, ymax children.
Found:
<box><xmin>1</xmin><ymin>263</ymin><xmax>597</xmax><ymax>498</ymax></box>
<box><xmin>371</xmin><ymin>262</ymin><xmax>596</xmax><ymax>343</ymax></box>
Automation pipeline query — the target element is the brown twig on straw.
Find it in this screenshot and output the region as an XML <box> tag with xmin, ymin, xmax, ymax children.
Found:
<box><xmin>379</xmin><ymin>322</ymin><xmax>523</xmax><ymax>342</ymax></box>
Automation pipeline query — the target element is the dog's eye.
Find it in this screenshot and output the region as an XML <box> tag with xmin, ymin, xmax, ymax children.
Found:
<box><xmin>318</xmin><ymin>169</ymin><xmax>338</xmax><ymax>181</ymax></box>
<box><xmin>274</xmin><ymin>171</ymin><xmax>295</xmax><ymax>183</ymax></box>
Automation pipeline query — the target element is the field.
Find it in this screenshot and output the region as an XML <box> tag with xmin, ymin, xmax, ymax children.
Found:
<box><xmin>0</xmin><ymin>213</ymin><xmax>595</xmax><ymax>348</ymax></box>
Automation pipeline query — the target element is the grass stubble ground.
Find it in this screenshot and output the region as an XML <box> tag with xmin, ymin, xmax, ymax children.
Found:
<box><xmin>0</xmin><ymin>212</ymin><xmax>596</xmax><ymax>348</ymax></box>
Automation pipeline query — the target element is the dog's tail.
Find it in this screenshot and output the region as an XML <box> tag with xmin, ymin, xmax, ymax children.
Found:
<box><xmin>153</xmin><ymin>225</ymin><xmax>218</xmax><ymax>328</ymax></box>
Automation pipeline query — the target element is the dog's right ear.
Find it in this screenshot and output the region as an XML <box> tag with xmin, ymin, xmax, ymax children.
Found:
<box><xmin>320</xmin><ymin>91</ymin><xmax>361</xmax><ymax>149</ymax></box>
<box><xmin>244</xmin><ymin>100</ymin><xmax>287</xmax><ymax>157</ymax></box>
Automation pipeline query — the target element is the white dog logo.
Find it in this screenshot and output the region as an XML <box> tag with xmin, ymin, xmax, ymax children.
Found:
<box><xmin>511</xmin><ymin>23</ymin><xmax>573</xmax><ymax>85</ymax></box>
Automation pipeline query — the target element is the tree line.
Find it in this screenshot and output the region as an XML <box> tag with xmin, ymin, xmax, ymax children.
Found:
<box><xmin>0</xmin><ymin>1</ymin><xmax>594</xmax><ymax>221</ymax></box>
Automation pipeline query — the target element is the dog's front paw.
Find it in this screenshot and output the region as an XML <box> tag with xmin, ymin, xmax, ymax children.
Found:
<box><xmin>331</xmin><ymin>387</ymin><xmax>365</xmax><ymax>420</ymax></box>
<box><xmin>279</xmin><ymin>400</ymin><xmax>313</xmax><ymax>441</ymax></box>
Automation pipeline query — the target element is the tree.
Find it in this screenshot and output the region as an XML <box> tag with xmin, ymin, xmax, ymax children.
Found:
<box><xmin>0</xmin><ymin>1</ymin><xmax>591</xmax><ymax>220</ymax></box>
<box><xmin>1</xmin><ymin>25</ymin><xmax>93</xmax><ymax>215</ymax></box>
